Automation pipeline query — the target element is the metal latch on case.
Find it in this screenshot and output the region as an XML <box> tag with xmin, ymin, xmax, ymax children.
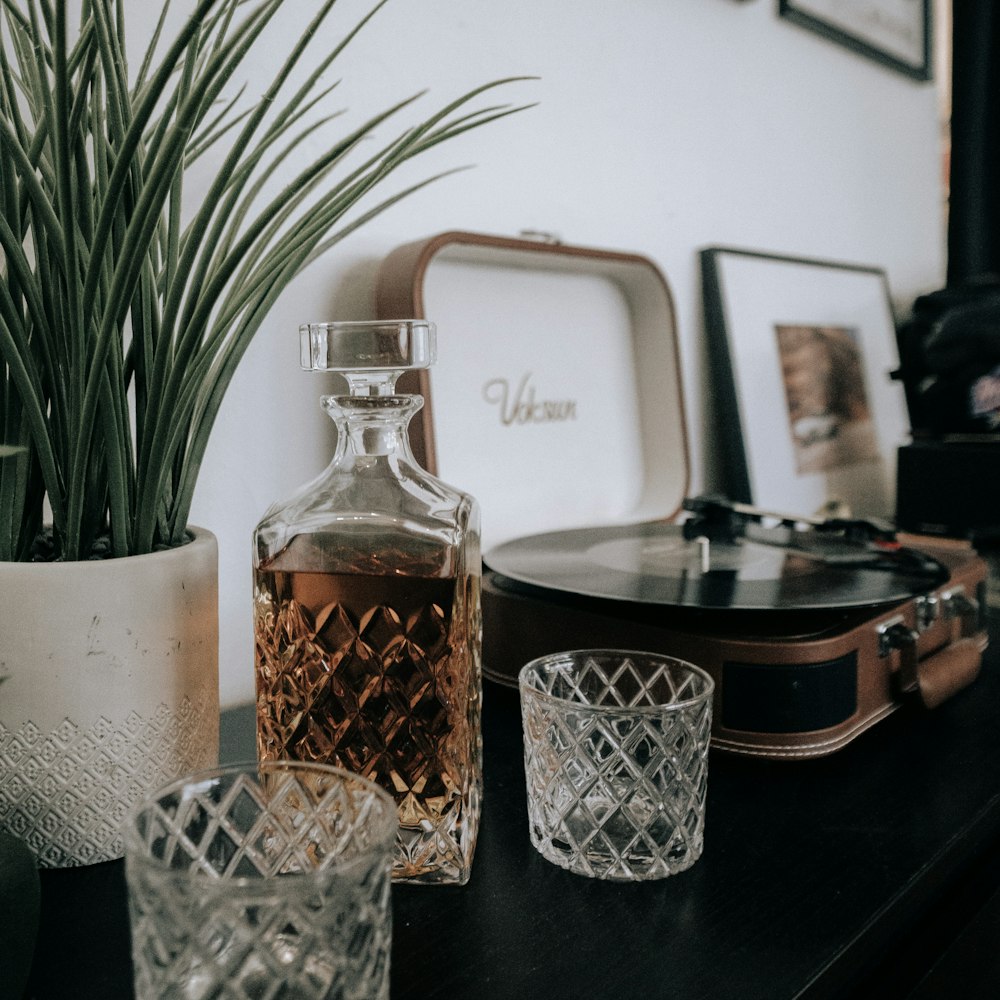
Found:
<box><xmin>915</xmin><ymin>594</ymin><xmax>938</xmax><ymax>630</ymax></box>
<box><xmin>878</xmin><ymin>618</ymin><xmax>920</xmax><ymax>697</ymax></box>
<box><xmin>914</xmin><ymin>585</ymin><xmax>980</xmax><ymax>633</ymax></box>
<box><xmin>940</xmin><ymin>585</ymin><xmax>980</xmax><ymax>636</ymax></box>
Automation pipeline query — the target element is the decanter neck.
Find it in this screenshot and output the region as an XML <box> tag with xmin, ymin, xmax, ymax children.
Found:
<box><xmin>322</xmin><ymin>394</ymin><xmax>423</xmax><ymax>458</ymax></box>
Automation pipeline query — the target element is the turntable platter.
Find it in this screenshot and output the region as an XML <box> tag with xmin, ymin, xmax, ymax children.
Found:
<box><xmin>483</xmin><ymin>521</ymin><xmax>950</xmax><ymax>612</ymax></box>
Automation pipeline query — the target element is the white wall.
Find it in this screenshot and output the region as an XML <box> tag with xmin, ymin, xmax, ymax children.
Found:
<box><xmin>149</xmin><ymin>0</ymin><xmax>946</xmax><ymax>707</ymax></box>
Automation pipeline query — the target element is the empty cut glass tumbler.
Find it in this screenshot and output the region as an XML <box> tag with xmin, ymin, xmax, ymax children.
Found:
<box><xmin>519</xmin><ymin>649</ymin><xmax>714</xmax><ymax>881</ymax></box>
<box><xmin>123</xmin><ymin>761</ymin><xmax>397</xmax><ymax>1000</ymax></box>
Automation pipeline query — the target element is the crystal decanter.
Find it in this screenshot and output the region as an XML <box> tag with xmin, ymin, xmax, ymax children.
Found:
<box><xmin>253</xmin><ymin>320</ymin><xmax>483</xmax><ymax>885</ymax></box>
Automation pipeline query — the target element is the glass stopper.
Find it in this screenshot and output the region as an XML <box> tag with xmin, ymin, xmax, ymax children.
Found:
<box><xmin>300</xmin><ymin>320</ymin><xmax>436</xmax><ymax>395</ymax></box>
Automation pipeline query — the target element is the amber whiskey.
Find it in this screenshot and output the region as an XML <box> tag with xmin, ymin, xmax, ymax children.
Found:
<box><xmin>254</xmin><ymin>537</ymin><xmax>482</xmax><ymax>885</ymax></box>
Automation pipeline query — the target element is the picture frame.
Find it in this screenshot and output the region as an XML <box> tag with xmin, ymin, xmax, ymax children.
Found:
<box><xmin>700</xmin><ymin>246</ymin><xmax>909</xmax><ymax>521</ymax></box>
<box><xmin>778</xmin><ymin>0</ymin><xmax>932</xmax><ymax>82</ymax></box>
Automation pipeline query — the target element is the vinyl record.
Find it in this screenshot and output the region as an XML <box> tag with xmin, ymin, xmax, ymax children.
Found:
<box><xmin>483</xmin><ymin>521</ymin><xmax>950</xmax><ymax>612</ymax></box>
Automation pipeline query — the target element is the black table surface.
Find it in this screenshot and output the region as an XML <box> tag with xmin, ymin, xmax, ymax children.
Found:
<box><xmin>23</xmin><ymin>613</ymin><xmax>1000</xmax><ymax>1000</ymax></box>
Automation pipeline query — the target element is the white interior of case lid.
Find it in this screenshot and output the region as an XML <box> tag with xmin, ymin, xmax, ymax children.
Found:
<box><xmin>420</xmin><ymin>240</ymin><xmax>687</xmax><ymax>551</ymax></box>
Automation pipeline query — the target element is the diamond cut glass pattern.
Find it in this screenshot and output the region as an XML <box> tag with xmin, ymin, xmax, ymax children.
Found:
<box><xmin>124</xmin><ymin>761</ymin><xmax>396</xmax><ymax>999</ymax></box>
<box><xmin>519</xmin><ymin>651</ymin><xmax>713</xmax><ymax>881</ymax></box>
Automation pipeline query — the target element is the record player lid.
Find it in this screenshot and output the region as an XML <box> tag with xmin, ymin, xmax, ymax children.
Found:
<box><xmin>483</xmin><ymin>520</ymin><xmax>950</xmax><ymax>612</ymax></box>
<box><xmin>375</xmin><ymin>231</ymin><xmax>688</xmax><ymax>552</ymax></box>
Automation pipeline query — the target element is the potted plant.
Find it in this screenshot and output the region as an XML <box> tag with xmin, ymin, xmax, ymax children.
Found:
<box><xmin>0</xmin><ymin>0</ymin><xmax>526</xmax><ymax>866</ymax></box>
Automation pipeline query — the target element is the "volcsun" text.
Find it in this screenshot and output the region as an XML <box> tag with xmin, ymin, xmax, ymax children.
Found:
<box><xmin>482</xmin><ymin>373</ymin><xmax>578</xmax><ymax>425</ymax></box>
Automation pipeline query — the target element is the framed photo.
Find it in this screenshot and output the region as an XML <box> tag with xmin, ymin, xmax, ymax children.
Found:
<box><xmin>778</xmin><ymin>0</ymin><xmax>932</xmax><ymax>82</ymax></box>
<box><xmin>700</xmin><ymin>247</ymin><xmax>909</xmax><ymax>521</ymax></box>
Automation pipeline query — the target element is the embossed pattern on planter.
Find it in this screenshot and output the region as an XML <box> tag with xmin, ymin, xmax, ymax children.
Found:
<box><xmin>0</xmin><ymin>688</ymin><xmax>218</xmax><ymax>867</ymax></box>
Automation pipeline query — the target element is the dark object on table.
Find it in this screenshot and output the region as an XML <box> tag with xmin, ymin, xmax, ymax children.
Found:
<box><xmin>893</xmin><ymin>283</ymin><xmax>1000</xmax><ymax>539</ymax></box>
<box><xmin>0</xmin><ymin>830</ymin><xmax>40</xmax><ymax>1000</ymax></box>
<box><xmin>894</xmin><ymin>281</ymin><xmax>1000</xmax><ymax>436</ymax></box>
<box><xmin>897</xmin><ymin>438</ymin><xmax>1000</xmax><ymax>540</ymax></box>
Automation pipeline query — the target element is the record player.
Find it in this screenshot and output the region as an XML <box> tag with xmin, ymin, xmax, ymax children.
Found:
<box><xmin>482</xmin><ymin>497</ymin><xmax>987</xmax><ymax>759</ymax></box>
<box><xmin>375</xmin><ymin>231</ymin><xmax>989</xmax><ymax>759</ymax></box>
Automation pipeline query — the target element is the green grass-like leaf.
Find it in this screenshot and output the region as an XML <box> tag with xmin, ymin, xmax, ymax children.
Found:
<box><xmin>0</xmin><ymin>0</ymin><xmax>532</xmax><ymax>560</ymax></box>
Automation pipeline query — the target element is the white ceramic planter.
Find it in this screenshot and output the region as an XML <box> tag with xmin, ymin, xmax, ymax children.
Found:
<box><xmin>0</xmin><ymin>527</ymin><xmax>220</xmax><ymax>867</ymax></box>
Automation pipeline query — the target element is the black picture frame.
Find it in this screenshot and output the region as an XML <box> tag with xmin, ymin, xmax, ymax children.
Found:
<box><xmin>700</xmin><ymin>246</ymin><xmax>910</xmax><ymax>520</ymax></box>
<box><xmin>778</xmin><ymin>0</ymin><xmax>932</xmax><ymax>82</ymax></box>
